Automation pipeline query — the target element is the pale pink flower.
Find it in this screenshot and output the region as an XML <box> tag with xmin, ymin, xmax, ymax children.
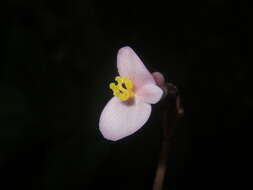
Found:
<box><xmin>99</xmin><ymin>46</ymin><xmax>163</xmax><ymax>141</ymax></box>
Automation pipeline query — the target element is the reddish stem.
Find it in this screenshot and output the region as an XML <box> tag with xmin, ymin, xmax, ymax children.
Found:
<box><xmin>152</xmin><ymin>83</ymin><xmax>183</xmax><ymax>190</ymax></box>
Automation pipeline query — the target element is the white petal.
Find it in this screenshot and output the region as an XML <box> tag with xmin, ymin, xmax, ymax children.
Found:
<box><xmin>99</xmin><ymin>97</ymin><xmax>151</xmax><ymax>141</ymax></box>
<box><xmin>117</xmin><ymin>46</ymin><xmax>155</xmax><ymax>90</ymax></box>
<box><xmin>135</xmin><ymin>84</ymin><xmax>163</xmax><ymax>104</ymax></box>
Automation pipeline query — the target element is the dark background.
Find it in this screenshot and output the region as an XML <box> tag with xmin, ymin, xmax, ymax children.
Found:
<box><xmin>1</xmin><ymin>0</ymin><xmax>251</xmax><ymax>189</ymax></box>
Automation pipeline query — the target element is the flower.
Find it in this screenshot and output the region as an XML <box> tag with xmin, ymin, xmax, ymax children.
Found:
<box><xmin>99</xmin><ymin>46</ymin><xmax>163</xmax><ymax>141</ymax></box>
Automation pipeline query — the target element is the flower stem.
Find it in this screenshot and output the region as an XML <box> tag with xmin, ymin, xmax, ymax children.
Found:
<box><xmin>152</xmin><ymin>83</ymin><xmax>183</xmax><ymax>190</ymax></box>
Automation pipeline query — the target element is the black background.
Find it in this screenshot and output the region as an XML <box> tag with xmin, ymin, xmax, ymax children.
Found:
<box><xmin>1</xmin><ymin>0</ymin><xmax>251</xmax><ymax>189</ymax></box>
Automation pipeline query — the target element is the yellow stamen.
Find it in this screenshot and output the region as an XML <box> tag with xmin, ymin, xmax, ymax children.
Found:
<box><xmin>109</xmin><ymin>76</ymin><xmax>134</xmax><ymax>101</ymax></box>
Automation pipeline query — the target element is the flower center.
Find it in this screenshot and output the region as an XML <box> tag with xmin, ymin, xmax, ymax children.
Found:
<box><xmin>109</xmin><ymin>76</ymin><xmax>134</xmax><ymax>101</ymax></box>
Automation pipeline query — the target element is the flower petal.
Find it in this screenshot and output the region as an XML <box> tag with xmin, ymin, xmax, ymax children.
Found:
<box><xmin>135</xmin><ymin>84</ymin><xmax>163</xmax><ymax>104</ymax></box>
<box><xmin>99</xmin><ymin>97</ymin><xmax>151</xmax><ymax>141</ymax></box>
<box><xmin>152</xmin><ymin>72</ymin><xmax>166</xmax><ymax>88</ymax></box>
<box><xmin>117</xmin><ymin>46</ymin><xmax>155</xmax><ymax>90</ymax></box>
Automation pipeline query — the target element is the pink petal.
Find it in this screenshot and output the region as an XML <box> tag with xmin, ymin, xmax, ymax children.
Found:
<box><xmin>117</xmin><ymin>46</ymin><xmax>155</xmax><ymax>90</ymax></box>
<box><xmin>99</xmin><ymin>97</ymin><xmax>151</xmax><ymax>141</ymax></box>
<box><xmin>135</xmin><ymin>84</ymin><xmax>163</xmax><ymax>104</ymax></box>
<box><xmin>152</xmin><ymin>72</ymin><xmax>166</xmax><ymax>88</ymax></box>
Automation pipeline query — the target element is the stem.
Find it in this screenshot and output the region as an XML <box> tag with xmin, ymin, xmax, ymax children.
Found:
<box><xmin>152</xmin><ymin>83</ymin><xmax>183</xmax><ymax>190</ymax></box>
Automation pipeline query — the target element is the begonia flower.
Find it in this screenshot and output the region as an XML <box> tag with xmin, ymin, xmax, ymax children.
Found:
<box><xmin>99</xmin><ymin>46</ymin><xmax>163</xmax><ymax>141</ymax></box>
